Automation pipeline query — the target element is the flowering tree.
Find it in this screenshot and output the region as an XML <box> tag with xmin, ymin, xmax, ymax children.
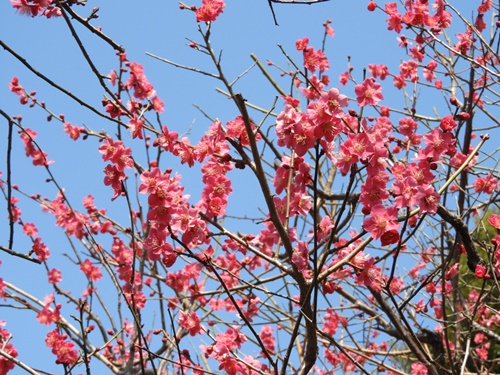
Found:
<box><xmin>1</xmin><ymin>1</ymin><xmax>500</xmax><ymax>375</ymax></box>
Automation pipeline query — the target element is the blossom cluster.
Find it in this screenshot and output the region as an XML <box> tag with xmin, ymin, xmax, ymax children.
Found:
<box><xmin>10</xmin><ymin>0</ymin><xmax>61</xmax><ymax>18</ymax></box>
<box><xmin>105</xmin><ymin>59</ymin><xmax>164</xmax><ymax>138</ymax></box>
<box><xmin>195</xmin><ymin>0</ymin><xmax>225</xmax><ymax>22</ymax></box>
<box><xmin>45</xmin><ymin>329</ymin><xmax>79</xmax><ymax>366</ymax></box>
<box><xmin>200</xmin><ymin>326</ymin><xmax>256</xmax><ymax>375</ymax></box>
<box><xmin>0</xmin><ymin>325</ymin><xmax>18</xmax><ymax>375</ymax></box>
<box><xmin>19</xmin><ymin>128</ymin><xmax>53</xmax><ymax>167</ymax></box>
<box><xmin>99</xmin><ymin>138</ymin><xmax>134</xmax><ymax>200</ymax></box>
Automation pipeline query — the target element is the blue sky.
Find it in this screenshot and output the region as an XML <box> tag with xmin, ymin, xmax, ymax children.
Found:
<box><xmin>0</xmin><ymin>1</ymin><xmax>494</xmax><ymax>374</ymax></box>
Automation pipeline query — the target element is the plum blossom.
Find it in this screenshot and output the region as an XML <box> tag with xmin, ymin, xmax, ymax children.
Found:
<box><xmin>45</xmin><ymin>329</ymin><xmax>79</xmax><ymax>365</ymax></box>
<box><xmin>439</xmin><ymin>115</ymin><xmax>457</xmax><ymax>132</ymax></box>
<box><xmin>19</xmin><ymin>128</ymin><xmax>53</xmax><ymax>166</ymax></box>
<box><xmin>292</xmin><ymin>241</ymin><xmax>309</xmax><ymax>271</ymax></box>
<box><xmin>363</xmin><ymin>204</ymin><xmax>400</xmax><ymax>240</ymax></box>
<box><xmin>355</xmin><ymin>78</ymin><xmax>384</xmax><ymax>106</ymax></box>
<box><xmin>303</xmin><ymin>47</ymin><xmax>330</xmax><ymax>73</ymax></box>
<box><xmin>179</xmin><ymin>311</ymin><xmax>203</xmax><ymax>336</ymax></box>
<box><xmin>80</xmin><ymin>259</ymin><xmax>103</xmax><ymax>282</ymax></box>
<box><xmin>415</xmin><ymin>184</ymin><xmax>440</xmax><ymax>214</ymax></box>
<box><xmin>125</xmin><ymin>62</ymin><xmax>156</xmax><ymax>100</ymax></box>
<box><xmin>196</xmin><ymin>0</ymin><xmax>225</xmax><ymax>22</ymax></box>
<box><xmin>473</xmin><ymin>174</ymin><xmax>498</xmax><ymax>194</ymax></box>
<box><xmin>0</xmin><ymin>327</ymin><xmax>18</xmax><ymax>374</ymax></box>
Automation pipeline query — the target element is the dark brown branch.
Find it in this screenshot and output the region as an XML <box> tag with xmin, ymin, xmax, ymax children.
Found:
<box><xmin>0</xmin><ymin>245</ymin><xmax>41</xmax><ymax>264</ymax></box>
<box><xmin>0</xmin><ymin>109</ymin><xmax>15</xmax><ymax>252</ymax></box>
<box><xmin>57</xmin><ymin>3</ymin><xmax>124</xmax><ymax>53</ymax></box>
<box><xmin>370</xmin><ymin>290</ymin><xmax>440</xmax><ymax>375</ymax></box>
<box><xmin>436</xmin><ymin>204</ymin><xmax>482</xmax><ymax>272</ymax></box>
<box><xmin>0</xmin><ymin>40</ymin><xmax>122</xmax><ymax>125</ymax></box>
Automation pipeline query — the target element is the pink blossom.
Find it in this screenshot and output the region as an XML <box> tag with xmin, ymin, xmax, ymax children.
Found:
<box><xmin>179</xmin><ymin>311</ymin><xmax>203</xmax><ymax>336</ymax></box>
<box><xmin>381</xmin><ymin>229</ymin><xmax>400</xmax><ymax>246</ymax></box>
<box><xmin>323</xmin><ymin>308</ymin><xmax>340</xmax><ymax>336</ymax></box>
<box><xmin>273</xmin><ymin>166</ymin><xmax>290</xmax><ymax>195</ymax></box>
<box><xmin>19</xmin><ymin>128</ymin><xmax>53</xmax><ymax>166</ymax></box>
<box><xmin>346</xmin><ymin>132</ymin><xmax>374</xmax><ymax>161</ymax></box>
<box><xmin>108</xmin><ymin>70</ymin><xmax>117</xmax><ymax>86</ymax></box>
<box><xmin>445</xmin><ymin>263</ymin><xmax>459</xmax><ymax>280</ymax></box>
<box><xmin>259</xmin><ymin>325</ymin><xmax>275</xmax><ymax>355</ymax></box>
<box><xmin>0</xmin><ymin>279</ymin><xmax>5</xmax><ymax>301</ymax></box>
<box><xmin>45</xmin><ymin>329</ymin><xmax>78</xmax><ymax>365</ymax></box>
<box><xmin>386</xmin><ymin>6</ymin><xmax>403</xmax><ymax>33</ymax></box>
<box><xmin>225</xmin><ymin>116</ymin><xmax>261</xmax><ymax>147</ymax></box>
<box><xmin>80</xmin><ymin>259</ymin><xmax>103</xmax><ymax>282</ymax></box>
<box><xmin>125</xmin><ymin>62</ymin><xmax>155</xmax><ymax>100</ymax></box>
<box><xmin>360</xmin><ymin>178</ymin><xmax>390</xmax><ymax>210</ymax></box>
<box><xmin>151</xmin><ymin>95</ymin><xmax>164</xmax><ymax>113</ymax></box>
<box><xmin>339</xmin><ymin>70</ymin><xmax>349</xmax><ymax>85</ymax></box>
<box><xmin>103</xmin><ymin>164</ymin><xmax>125</xmax><ymax>199</ymax></box>
<box><xmin>11</xmin><ymin>0</ymin><xmax>50</xmax><ymax>17</ymax></box>
<box><xmin>128</xmin><ymin>113</ymin><xmax>144</xmax><ymax>139</ymax></box>
<box><xmin>196</xmin><ymin>0</ymin><xmax>225</xmax><ymax>22</ymax></box>
<box><xmin>324</xmin><ymin>21</ymin><xmax>335</xmax><ymax>37</ymax></box>
<box><xmin>9</xmin><ymin>77</ymin><xmax>24</xmax><ymax>95</ymax></box>
<box><xmin>488</xmin><ymin>214</ymin><xmax>500</xmax><ymax>229</ymax></box>
<box><xmin>316</xmin><ymin>215</ymin><xmax>334</xmax><ymax>242</ymax></box>
<box><xmin>368</xmin><ymin>64</ymin><xmax>389</xmax><ymax>80</ymax></box>
<box><xmin>409</xmin><ymin>46</ymin><xmax>424</xmax><ymax>62</ymax></box>
<box><xmin>423</xmin><ymin>60</ymin><xmax>438</xmax><ymax>82</ymax></box>
<box><xmin>392</xmin><ymin>176</ymin><xmax>418</xmax><ymax>208</ymax></box>
<box><xmin>398</xmin><ymin>117</ymin><xmax>418</xmax><ymax>137</ymax></box>
<box><xmin>478</xmin><ymin>0</ymin><xmax>492</xmax><ymax>13</ymax></box>
<box><xmin>47</xmin><ymin>268</ymin><xmax>62</xmax><ymax>284</ymax></box>
<box><xmin>420</xmin><ymin>128</ymin><xmax>455</xmax><ymax>161</ymax></box>
<box><xmin>409</xmin><ymin>262</ymin><xmax>426</xmax><ymax>279</ymax></box>
<box><xmin>63</xmin><ymin>122</ymin><xmax>80</xmax><ymax>140</ymax></box>
<box><xmin>411</xmin><ymin>362</ymin><xmax>428</xmax><ymax>375</ymax></box>
<box><xmin>98</xmin><ymin>138</ymin><xmax>134</xmax><ymax>171</ymax></box>
<box><xmin>154</xmin><ymin>125</ymin><xmax>179</xmax><ymax>153</ymax></box>
<box><xmin>454</xmin><ymin>31</ymin><xmax>472</xmax><ymax>55</ymax></box>
<box><xmin>363</xmin><ymin>204</ymin><xmax>400</xmax><ymax>240</ymax></box>
<box><xmin>439</xmin><ymin>115</ymin><xmax>457</xmax><ymax>132</ymax></box>
<box><xmin>476</xmin><ymin>345</ymin><xmax>489</xmax><ymax>360</ymax></box>
<box><xmin>22</xmin><ymin>222</ymin><xmax>38</xmax><ymax>236</ymax></box>
<box><xmin>389</xmin><ymin>276</ymin><xmax>403</xmax><ymax>294</ymax></box>
<box><xmin>303</xmin><ymin>46</ymin><xmax>330</xmax><ymax>73</ymax></box>
<box><xmin>32</xmin><ymin>237</ymin><xmax>50</xmax><ymax>261</ymax></box>
<box><xmin>36</xmin><ymin>294</ymin><xmax>60</xmax><ymax>325</ymax></box>
<box><xmin>475</xmin><ymin>265</ymin><xmax>489</xmax><ymax>279</ymax></box>
<box><xmin>291</xmin><ymin>192</ymin><xmax>312</xmax><ymax>216</ymax></box>
<box><xmin>355</xmin><ymin>257</ymin><xmax>384</xmax><ymax>291</ymax></box>
<box><xmin>297</xmin><ymin>75</ymin><xmax>324</xmax><ymax>100</ymax></box>
<box><xmin>415</xmin><ymin>184</ymin><xmax>440</xmax><ymax>214</ymax></box>
<box><xmin>175</xmin><ymin>137</ymin><xmax>195</xmax><ymax>167</ymax></box>
<box><xmin>219</xmin><ymin>358</ymin><xmax>243</xmax><ymax>375</ymax></box>
<box><xmin>308</xmin><ymin>88</ymin><xmax>347</xmax><ymax>133</ymax></box>
<box><xmin>399</xmin><ymin>59</ymin><xmax>419</xmax><ymax>82</ymax></box>
<box><xmin>402</xmin><ymin>3</ymin><xmax>430</xmax><ymax>27</ymax></box>
<box><xmin>104</xmin><ymin>99</ymin><xmax>124</xmax><ymax>118</ymax></box>
<box><xmin>292</xmin><ymin>241</ymin><xmax>309</xmax><ymax>271</ymax></box>
<box><xmin>139</xmin><ymin>167</ymin><xmax>163</xmax><ymax>195</ymax></box>
<box><xmin>0</xmin><ymin>327</ymin><xmax>18</xmax><ymax>374</ymax></box>
<box><xmin>355</xmin><ymin>78</ymin><xmax>383</xmax><ymax>106</ymax></box>
<box><xmin>473</xmin><ymin>174</ymin><xmax>498</xmax><ymax>194</ymax></box>
<box><xmin>296</xmin><ymin>37</ymin><xmax>309</xmax><ymax>51</ymax></box>
<box><xmin>450</xmin><ymin>149</ymin><xmax>476</xmax><ymax>170</ymax></box>
<box><xmin>336</xmin><ymin>142</ymin><xmax>359</xmax><ymax>175</ymax></box>
<box><xmin>393</xmin><ymin>74</ymin><xmax>406</xmax><ymax>89</ymax></box>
